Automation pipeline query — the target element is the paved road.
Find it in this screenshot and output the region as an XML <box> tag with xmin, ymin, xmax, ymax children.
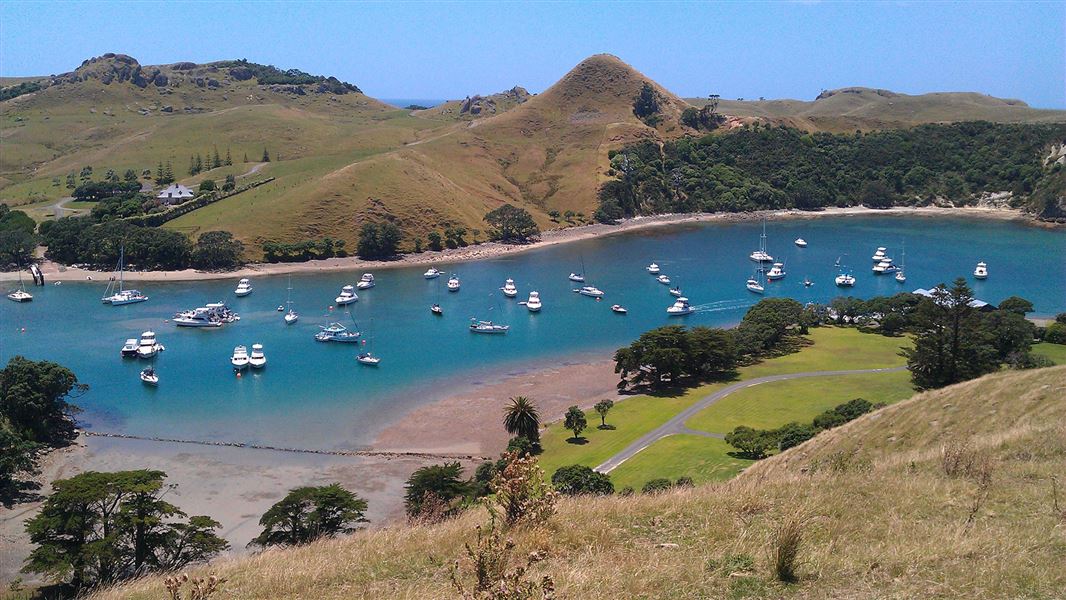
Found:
<box><xmin>595</xmin><ymin>366</ymin><xmax>907</xmax><ymax>473</ymax></box>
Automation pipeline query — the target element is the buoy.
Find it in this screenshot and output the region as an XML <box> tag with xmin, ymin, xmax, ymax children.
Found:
<box><xmin>236</xmin><ymin>372</ymin><xmax>242</xmax><ymax>378</ymax></box>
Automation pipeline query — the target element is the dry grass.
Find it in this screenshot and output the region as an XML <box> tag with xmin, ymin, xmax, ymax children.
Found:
<box><xmin>91</xmin><ymin>366</ymin><xmax>1066</xmax><ymax>599</ymax></box>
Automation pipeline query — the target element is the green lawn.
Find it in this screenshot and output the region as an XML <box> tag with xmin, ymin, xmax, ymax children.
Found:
<box><xmin>1032</xmin><ymin>342</ymin><xmax>1066</xmax><ymax>365</ymax></box>
<box><xmin>538</xmin><ymin>327</ymin><xmax>910</xmax><ymax>479</ymax></box>
<box><xmin>607</xmin><ymin>435</ymin><xmax>755</xmax><ymax>491</ymax></box>
<box><xmin>684</xmin><ymin>370</ymin><xmax>914</xmax><ymax>434</ymax></box>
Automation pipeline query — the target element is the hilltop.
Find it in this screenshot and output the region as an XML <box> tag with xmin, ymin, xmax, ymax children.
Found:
<box><xmin>413</xmin><ymin>86</ymin><xmax>532</xmax><ymax>121</ymax></box>
<box><xmin>692</xmin><ymin>86</ymin><xmax>1066</xmax><ymax>132</ymax></box>
<box><xmin>93</xmin><ymin>366</ymin><xmax>1066</xmax><ymax>599</ymax></box>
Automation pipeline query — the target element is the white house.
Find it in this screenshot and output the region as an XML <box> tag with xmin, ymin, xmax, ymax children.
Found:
<box><xmin>157</xmin><ymin>183</ymin><xmax>195</xmax><ymax>203</ymax></box>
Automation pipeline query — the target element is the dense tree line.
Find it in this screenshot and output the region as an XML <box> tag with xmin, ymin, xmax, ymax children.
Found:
<box><xmin>596</xmin><ymin>121</ymin><xmax>1066</xmax><ymax>222</ymax></box>
<box><xmin>0</xmin><ymin>80</ymin><xmax>42</xmax><ymax>101</ymax></box>
<box><xmin>725</xmin><ymin>398</ymin><xmax>881</xmax><ymax>459</ymax></box>
<box><xmin>218</xmin><ymin>59</ymin><xmax>361</xmax><ymax>93</ymax></box>
<box><xmin>262</xmin><ymin>237</ymin><xmax>347</xmax><ymax>262</ymax></box>
<box><xmin>0</xmin><ymin>204</ymin><xmax>38</xmax><ymax>268</ymax></box>
<box><xmin>356</xmin><ymin>222</ymin><xmax>402</xmax><ymax>259</ymax></box>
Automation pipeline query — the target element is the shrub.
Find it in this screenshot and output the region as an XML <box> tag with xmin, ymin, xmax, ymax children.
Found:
<box><xmin>641</xmin><ymin>478</ymin><xmax>673</xmax><ymax>494</ymax></box>
<box><xmin>772</xmin><ymin>516</ymin><xmax>805</xmax><ymax>583</ymax></box>
<box><xmin>1045</xmin><ymin>322</ymin><xmax>1066</xmax><ymax>345</ymax></box>
<box><xmin>551</xmin><ymin>465</ymin><xmax>614</xmax><ymax>496</ymax></box>
<box><xmin>488</xmin><ymin>451</ymin><xmax>558</xmax><ymax>529</ymax></box>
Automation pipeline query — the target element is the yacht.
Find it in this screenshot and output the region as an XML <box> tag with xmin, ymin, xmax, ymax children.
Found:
<box><xmin>766</xmin><ymin>262</ymin><xmax>787</xmax><ymax>281</ymax></box>
<box><xmin>895</xmin><ymin>270</ymin><xmax>907</xmax><ymax>284</ymax></box>
<box><xmin>871</xmin><ymin>247</ymin><xmax>887</xmax><ymax>262</ymax></box>
<box><xmin>431</xmin><ymin>303</ymin><xmax>443</xmax><ymax>315</ymax></box>
<box><xmin>136</xmin><ymin>331</ymin><xmax>163</xmax><ymax>359</ymax></box>
<box><xmin>234</xmin><ymin>279</ymin><xmax>253</xmax><ymax>297</ymax></box>
<box><xmin>525</xmin><ymin>291</ymin><xmax>542</xmax><ymax>312</ymax></box>
<box><xmin>835</xmin><ymin>273</ymin><xmax>856</xmax><ymax>287</ymax></box>
<box><xmin>749</xmin><ymin>222</ymin><xmax>774</xmax><ymax>262</ymax></box>
<box><xmin>746</xmin><ymin>265</ymin><xmax>765</xmax><ymax>294</ymax></box>
<box><xmin>284</xmin><ymin>276</ymin><xmax>298</xmax><ymax>324</ymax></box>
<box><xmin>469</xmin><ymin>319</ymin><xmax>509</xmax><ymax>334</ymax></box>
<box><xmin>669</xmin><ymin>286</ymin><xmax>683</xmax><ymax>297</ymax></box>
<box><xmin>139</xmin><ymin>367</ymin><xmax>159</xmax><ymax>386</ymax></box>
<box><xmin>501</xmin><ymin>278</ymin><xmax>518</xmax><ymax>298</ymax></box>
<box><xmin>895</xmin><ymin>244</ymin><xmax>907</xmax><ymax>284</ymax></box>
<box><xmin>646</xmin><ymin>263</ymin><xmax>660</xmax><ymax>274</ymax></box>
<box><xmin>249</xmin><ymin>343</ymin><xmax>266</xmax><ymax>369</ymax></box>
<box><xmin>7</xmin><ymin>288</ymin><xmax>32</xmax><ymax>302</ymax></box>
<box><xmin>121</xmin><ymin>339</ymin><xmax>139</xmax><ymax>358</ymax></box>
<box><xmin>173</xmin><ymin>307</ymin><xmax>223</xmax><ymax>327</ymax></box>
<box><xmin>204</xmin><ymin>302</ymin><xmax>240</xmax><ymax>322</ymax></box>
<box><xmin>101</xmin><ymin>246</ymin><xmax>148</xmax><ymax>305</ymax></box>
<box><xmin>575</xmin><ymin>285</ymin><xmax>604</xmax><ymax>298</ymax></box>
<box><xmin>872</xmin><ymin>258</ymin><xmax>898</xmax><ymax>274</ymax></box>
<box><xmin>314</xmin><ymin>322</ymin><xmax>361</xmax><ymax>343</ymax></box>
<box><xmin>656</xmin><ymin>274</ymin><xmax>671</xmax><ymax>285</ymax></box>
<box><xmin>803</xmin><ymin>277</ymin><xmax>814</xmax><ymax>287</ymax></box>
<box><xmin>568</xmin><ymin>272</ymin><xmax>585</xmax><ymax>283</ymax></box>
<box><xmin>794</xmin><ymin>238</ymin><xmax>808</xmax><ymax>248</ymax></box>
<box><xmin>974</xmin><ymin>261</ymin><xmax>988</xmax><ymax>280</ymax></box>
<box><xmin>447</xmin><ymin>275</ymin><xmax>461</xmax><ymax>292</ymax></box>
<box><xmin>357</xmin><ymin>273</ymin><xmax>375</xmax><ymax>290</ymax></box>
<box><xmin>423</xmin><ymin>268</ymin><xmax>441</xmax><ymax>279</ymax></box>
<box><xmin>335</xmin><ymin>285</ymin><xmax>359</xmax><ymax>305</ymax></box>
<box><xmin>667</xmin><ymin>297</ymin><xmax>695</xmax><ymax>316</ymax></box>
<box><xmin>611</xmin><ymin>304</ymin><xmax>628</xmax><ymax>314</ymax></box>
<box><xmin>356</xmin><ymin>352</ymin><xmax>381</xmax><ymax>366</ymax></box>
<box><xmin>231</xmin><ymin>345</ymin><xmax>250</xmax><ymax>370</ymax></box>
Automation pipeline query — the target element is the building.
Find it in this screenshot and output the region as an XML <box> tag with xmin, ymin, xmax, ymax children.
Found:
<box><xmin>157</xmin><ymin>183</ymin><xmax>195</xmax><ymax>203</ymax></box>
<box><xmin>912</xmin><ymin>288</ymin><xmax>995</xmax><ymax>311</ymax></box>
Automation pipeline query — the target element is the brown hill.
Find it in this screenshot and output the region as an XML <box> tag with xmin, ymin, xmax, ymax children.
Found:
<box><xmin>413</xmin><ymin>86</ymin><xmax>531</xmax><ymax>121</ymax></box>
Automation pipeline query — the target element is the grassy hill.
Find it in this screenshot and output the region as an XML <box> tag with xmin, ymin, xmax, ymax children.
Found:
<box><xmin>690</xmin><ymin>87</ymin><xmax>1066</xmax><ymax>132</ymax></box>
<box><xmin>412</xmin><ymin>86</ymin><xmax>532</xmax><ymax>122</ymax></box>
<box><xmin>91</xmin><ymin>365</ymin><xmax>1066</xmax><ymax>599</ymax></box>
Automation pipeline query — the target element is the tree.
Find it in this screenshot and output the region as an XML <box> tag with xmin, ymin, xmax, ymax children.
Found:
<box><xmin>404</xmin><ymin>462</ymin><xmax>469</xmax><ymax>518</ymax></box>
<box><xmin>902</xmin><ymin>279</ymin><xmax>999</xmax><ymax>390</ymax></box>
<box><xmin>735</xmin><ymin>298</ymin><xmax>804</xmax><ymax>354</ymax></box>
<box><xmin>642</xmin><ymin>478</ymin><xmax>673</xmax><ymax>493</ymax></box>
<box><xmin>593</xmin><ymin>399</ymin><xmax>614</xmax><ymax>429</ymax></box>
<box><xmin>155</xmin><ymin>162</ymin><xmax>164</xmax><ymax>181</ymax></box>
<box><xmin>198</xmin><ymin>179</ymin><xmax>216</xmax><ymax>192</ymax></box>
<box><xmin>860</xmin><ymin>180</ymin><xmax>896</xmax><ymax>208</ymax></box>
<box><xmin>251</xmin><ymin>484</ymin><xmax>367</xmax><ymax>547</ymax></box>
<box><xmin>563</xmin><ymin>406</ymin><xmax>587</xmax><ymax>441</ymax></box>
<box><xmin>502</xmin><ymin>396</ymin><xmax>541</xmax><ymax>444</ymax></box>
<box><xmin>23</xmin><ymin>470</ymin><xmax>226</xmax><ymax>590</ymax></box>
<box><xmin>222</xmin><ymin>174</ymin><xmax>236</xmax><ymax>192</ymax></box>
<box><xmin>225</xmin><ymin>148</ymin><xmax>233</xmax><ymax>166</ymax></box>
<box><xmin>483</xmin><ymin>204</ymin><xmax>540</xmax><ymax>243</ymax></box>
<box><xmin>998</xmin><ymin>296</ymin><xmax>1034</xmax><ymax>315</ymax></box>
<box><xmin>0</xmin><ymin>356</ymin><xmax>84</xmax><ymax>446</ymax></box>
<box><xmin>775</xmin><ymin>422</ymin><xmax>816</xmax><ymax>451</ymax></box>
<box><xmin>191</xmin><ymin>230</ymin><xmax>244</xmax><ymax>270</ymax></box>
<box><xmin>160</xmin><ymin>162</ymin><xmax>174</xmax><ymax>185</ymax></box>
<box><xmin>812</xmin><ymin>398</ymin><xmax>874</xmax><ymax>430</ymax></box>
<box><xmin>356</xmin><ymin>222</ymin><xmax>402</xmax><ymax>259</ymax></box>
<box><xmin>1</xmin><ymin>427</ymin><xmax>42</xmax><ymax>507</ymax></box>
<box><xmin>551</xmin><ymin>465</ymin><xmax>613</xmax><ymax>496</ymax></box>
<box><xmin>632</xmin><ymin>81</ymin><xmax>662</xmax><ymax>124</ymax></box>
<box><xmin>262</xmin><ymin>148</ymin><xmax>271</xmax><ymax>162</ymax></box>
<box><xmin>211</xmin><ymin>147</ymin><xmax>222</xmax><ymax>169</ymax></box>
<box><xmin>427</xmin><ymin>231</ymin><xmax>443</xmax><ymax>251</ymax></box>
<box><xmin>724</xmin><ymin>426</ymin><xmax>777</xmax><ymax>459</ymax></box>
<box><xmin>123</xmin><ymin>169</ymin><xmax>138</xmax><ymax>183</ymax></box>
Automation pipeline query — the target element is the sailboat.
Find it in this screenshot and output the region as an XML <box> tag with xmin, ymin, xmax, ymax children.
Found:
<box><xmin>6</xmin><ymin>261</ymin><xmax>33</xmax><ymax>302</ymax></box>
<box><xmin>835</xmin><ymin>255</ymin><xmax>856</xmax><ymax>287</ymax></box>
<box><xmin>470</xmin><ymin>293</ymin><xmax>509</xmax><ymax>333</ymax></box>
<box><xmin>101</xmin><ymin>245</ymin><xmax>148</xmax><ymax>305</ymax></box>
<box><xmin>749</xmin><ymin>221</ymin><xmax>774</xmax><ymax>263</ymax></box>
<box><xmin>746</xmin><ymin>266</ymin><xmax>765</xmax><ymax>294</ymax></box>
<box><xmin>895</xmin><ymin>243</ymin><xmax>907</xmax><ymax>284</ymax></box>
<box><xmin>569</xmin><ymin>256</ymin><xmax>586</xmax><ymax>282</ymax></box>
<box><xmin>284</xmin><ymin>275</ymin><xmax>299</xmax><ymax>324</ymax></box>
<box><xmin>357</xmin><ymin>320</ymin><xmax>381</xmax><ymax>365</ymax></box>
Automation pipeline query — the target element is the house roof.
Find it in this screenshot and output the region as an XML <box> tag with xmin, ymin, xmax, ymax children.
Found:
<box><xmin>912</xmin><ymin>288</ymin><xmax>992</xmax><ymax>310</ymax></box>
<box><xmin>157</xmin><ymin>184</ymin><xmax>194</xmax><ymax>198</ymax></box>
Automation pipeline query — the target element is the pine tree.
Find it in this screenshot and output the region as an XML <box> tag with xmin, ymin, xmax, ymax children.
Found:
<box><xmin>243</xmin><ymin>152</ymin><xmax>249</xmax><ymax>163</ymax></box>
<box><xmin>161</xmin><ymin>162</ymin><xmax>174</xmax><ymax>185</ymax></box>
<box><xmin>156</xmin><ymin>162</ymin><xmax>164</xmax><ymax>181</ymax></box>
<box><xmin>195</xmin><ymin>154</ymin><xmax>203</xmax><ymax>174</ymax></box>
<box><xmin>188</xmin><ymin>155</ymin><xmax>197</xmax><ymax>176</ymax></box>
<box><xmin>225</xmin><ymin>148</ymin><xmax>232</xmax><ymax>166</ymax></box>
<box><xmin>212</xmin><ymin>146</ymin><xmax>222</xmax><ymax>169</ymax></box>
<box><xmin>262</xmin><ymin>148</ymin><xmax>270</xmax><ymax>162</ymax></box>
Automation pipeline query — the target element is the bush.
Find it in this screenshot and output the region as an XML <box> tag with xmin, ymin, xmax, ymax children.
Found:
<box><xmin>724</xmin><ymin>426</ymin><xmax>778</xmax><ymax>459</ymax></box>
<box><xmin>641</xmin><ymin>478</ymin><xmax>674</xmax><ymax>494</ymax></box>
<box><xmin>551</xmin><ymin>465</ymin><xmax>614</xmax><ymax>496</ymax></box>
<box><xmin>1044</xmin><ymin>322</ymin><xmax>1066</xmax><ymax>345</ymax></box>
<box><xmin>674</xmin><ymin>476</ymin><xmax>694</xmax><ymax>488</ymax></box>
<box><xmin>776</xmin><ymin>422</ymin><xmax>817</xmax><ymax>451</ymax></box>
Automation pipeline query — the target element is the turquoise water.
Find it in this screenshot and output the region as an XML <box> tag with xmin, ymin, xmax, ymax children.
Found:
<box><xmin>2</xmin><ymin>216</ymin><xmax>1064</xmax><ymax>450</ymax></box>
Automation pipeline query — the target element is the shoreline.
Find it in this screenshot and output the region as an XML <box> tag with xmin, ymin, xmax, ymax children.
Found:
<box><xmin>1</xmin><ymin>206</ymin><xmax>1048</xmax><ymax>283</ymax></box>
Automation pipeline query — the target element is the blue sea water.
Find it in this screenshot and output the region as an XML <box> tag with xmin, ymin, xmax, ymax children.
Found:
<box><xmin>1</xmin><ymin>216</ymin><xmax>1063</xmax><ymax>450</ymax></box>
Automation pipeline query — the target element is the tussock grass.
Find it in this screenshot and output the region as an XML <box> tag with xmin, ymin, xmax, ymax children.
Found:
<box><xmin>92</xmin><ymin>366</ymin><xmax>1066</xmax><ymax>599</ymax></box>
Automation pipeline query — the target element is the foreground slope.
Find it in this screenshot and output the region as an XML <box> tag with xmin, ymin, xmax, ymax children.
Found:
<box><xmin>96</xmin><ymin>366</ymin><xmax>1066</xmax><ymax>599</ymax></box>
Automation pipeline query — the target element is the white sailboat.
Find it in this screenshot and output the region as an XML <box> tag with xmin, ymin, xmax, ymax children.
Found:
<box><xmin>895</xmin><ymin>243</ymin><xmax>907</xmax><ymax>283</ymax></box>
<box><xmin>746</xmin><ymin>264</ymin><xmax>765</xmax><ymax>294</ymax></box>
<box><xmin>101</xmin><ymin>246</ymin><xmax>147</xmax><ymax>305</ymax></box>
<box><xmin>569</xmin><ymin>256</ymin><xmax>587</xmax><ymax>282</ymax></box>
<box><xmin>284</xmin><ymin>275</ymin><xmax>299</xmax><ymax>324</ymax></box>
<box><xmin>749</xmin><ymin>221</ymin><xmax>774</xmax><ymax>263</ymax></box>
<box><xmin>139</xmin><ymin>367</ymin><xmax>159</xmax><ymax>386</ymax></box>
<box><xmin>7</xmin><ymin>262</ymin><xmax>33</xmax><ymax>302</ymax></box>
<box><xmin>357</xmin><ymin>323</ymin><xmax>381</xmax><ymax>365</ymax></box>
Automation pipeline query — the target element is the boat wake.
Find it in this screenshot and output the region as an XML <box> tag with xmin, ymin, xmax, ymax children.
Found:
<box><xmin>688</xmin><ymin>299</ymin><xmax>754</xmax><ymax>314</ymax></box>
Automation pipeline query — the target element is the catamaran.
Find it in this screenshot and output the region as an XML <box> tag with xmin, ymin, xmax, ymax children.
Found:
<box><xmin>667</xmin><ymin>297</ymin><xmax>695</xmax><ymax>316</ymax></box>
<box><xmin>974</xmin><ymin>261</ymin><xmax>988</xmax><ymax>280</ymax></box>
<box><xmin>501</xmin><ymin>278</ymin><xmax>518</xmax><ymax>298</ymax></box>
<box><xmin>335</xmin><ymin>285</ymin><xmax>358</xmax><ymax>305</ymax></box>
<box><xmin>357</xmin><ymin>273</ymin><xmax>375</xmax><ymax>290</ymax></box>
<box><xmin>835</xmin><ymin>255</ymin><xmax>856</xmax><ymax>287</ymax></box>
<box><xmin>101</xmin><ymin>246</ymin><xmax>147</xmax><ymax>305</ymax></box>
<box><xmin>234</xmin><ymin>278</ymin><xmax>253</xmax><ymax>297</ymax></box>
<box><xmin>249</xmin><ymin>343</ymin><xmax>267</xmax><ymax>369</ymax></box>
<box><xmin>7</xmin><ymin>263</ymin><xmax>33</xmax><ymax>302</ymax></box>
<box><xmin>284</xmin><ymin>276</ymin><xmax>298</xmax><ymax>324</ymax></box>
<box><xmin>749</xmin><ymin>221</ymin><xmax>774</xmax><ymax>262</ymax></box>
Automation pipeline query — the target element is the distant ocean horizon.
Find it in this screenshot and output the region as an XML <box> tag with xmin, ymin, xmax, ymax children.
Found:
<box><xmin>378</xmin><ymin>98</ymin><xmax>449</xmax><ymax>109</ymax></box>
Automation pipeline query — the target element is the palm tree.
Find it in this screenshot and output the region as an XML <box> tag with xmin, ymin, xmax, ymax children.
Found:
<box><xmin>503</xmin><ymin>396</ymin><xmax>541</xmax><ymax>442</ymax></box>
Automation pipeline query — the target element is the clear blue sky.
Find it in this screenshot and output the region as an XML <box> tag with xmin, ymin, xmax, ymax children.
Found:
<box><xmin>2</xmin><ymin>1</ymin><xmax>1063</xmax><ymax>108</ymax></box>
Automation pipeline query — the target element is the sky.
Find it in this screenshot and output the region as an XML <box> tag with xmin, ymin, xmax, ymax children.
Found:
<box><xmin>1</xmin><ymin>1</ymin><xmax>1063</xmax><ymax>108</ymax></box>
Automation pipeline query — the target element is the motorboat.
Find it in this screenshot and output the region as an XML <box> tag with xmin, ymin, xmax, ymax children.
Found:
<box><xmin>646</xmin><ymin>263</ymin><xmax>660</xmax><ymax>274</ymax></box>
<box><xmin>575</xmin><ymin>286</ymin><xmax>604</xmax><ymax>298</ymax></box>
<box><xmin>794</xmin><ymin>238</ymin><xmax>808</xmax><ymax>247</ymax></box>
<box><xmin>447</xmin><ymin>275</ymin><xmax>461</xmax><ymax>292</ymax></box>
<box><xmin>974</xmin><ymin>261</ymin><xmax>988</xmax><ymax>280</ymax></box>
<box><xmin>249</xmin><ymin>343</ymin><xmax>266</xmax><ymax>369</ymax></box>
<box><xmin>469</xmin><ymin>319</ymin><xmax>509</xmax><ymax>334</ymax></box>
<box><xmin>872</xmin><ymin>258</ymin><xmax>898</xmax><ymax>274</ymax></box>
<box><xmin>431</xmin><ymin>303</ymin><xmax>443</xmax><ymax>315</ymax></box>
<box><xmin>356</xmin><ymin>352</ymin><xmax>381</xmax><ymax>366</ymax></box>
<box><xmin>204</xmin><ymin>302</ymin><xmax>240</xmax><ymax>322</ymax></box>
<box><xmin>835</xmin><ymin>273</ymin><xmax>856</xmax><ymax>287</ymax></box>
<box><xmin>669</xmin><ymin>286</ymin><xmax>683</xmax><ymax>297</ymax></box>
<box><xmin>803</xmin><ymin>277</ymin><xmax>814</xmax><ymax>287</ymax></box>
<box><xmin>611</xmin><ymin>304</ymin><xmax>628</xmax><ymax>314</ymax></box>
<box><xmin>121</xmin><ymin>338</ymin><xmax>139</xmax><ymax>358</ymax></box>
<box><xmin>656</xmin><ymin>274</ymin><xmax>671</xmax><ymax>285</ymax></box>
<box><xmin>766</xmin><ymin>262</ymin><xmax>787</xmax><ymax>280</ymax></box>
<box><xmin>357</xmin><ymin>273</ymin><xmax>375</xmax><ymax>290</ymax></box>
<box><xmin>314</xmin><ymin>322</ymin><xmax>361</xmax><ymax>343</ymax></box>
<box><xmin>666</xmin><ymin>297</ymin><xmax>695</xmax><ymax>316</ymax></box>
<box><xmin>525</xmin><ymin>291</ymin><xmax>542</xmax><ymax>312</ymax></box>
<box><xmin>871</xmin><ymin>247</ymin><xmax>887</xmax><ymax>262</ymax></box>
<box><xmin>136</xmin><ymin>331</ymin><xmax>163</xmax><ymax>359</ymax></box>
<box><xmin>101</xmin><ymin>245</ymin><xmax>148</xmax><ymax>305</ymax></box>
<box><xmin>231</xmin><ymin>345</ymin><xmax>250</xmax><ymax>370</ymax></box>
<box><xmin>276</xmin><ymin>305</ymin><xmax>285</xmax><ymax>311</ymax></box>
<box><xmin>335</xmin><ymin>285</ymin><xmax>359</xmax><ymax>305</ymax></box>
<box><xmin>501</xmin><ymin>278</ymin><xmax>518</xmax><ymax>298</ymax></box>
<box><xmin>749</xmin><ymin>221</ymin><xmax>774</xmax><ymax>262</ymax></box>
<box><xmin>173</xmin><ymin>307</ymin><xmax>223</xmax><ymax>327</ymax></box>
<box><xmin>424</xmin><ymin>268</ymin><xmax>441</xmax><ymax>279</ymax></box>
<box><xmin>568</xmin><ymin>272</ymin><xmax>585</xmax><ymax>283</ymax></box>
<box><xmin>234</xmin><ymin>278</ymin><xmax>253</xmax><ymax>297</ymax></box>
<box><xmin>746</xmin><ymin>277</ymin><xmax>765</xmax><ymax>294</ymax></box>
<box><xmin>139</xmin><ymin>367</ymin><xmax>159</xmax><ymax>386</ymax></box>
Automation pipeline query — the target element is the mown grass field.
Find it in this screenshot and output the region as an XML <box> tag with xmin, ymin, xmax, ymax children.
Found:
<box><xmin>1032</xmin><ymin>341</ymin><xmax>1066</xmax><ymax>364</ymax></box>
<box><xmin>538</xmin><ymin>327</ymin><xmax>911</xmax><ymax>485</ymax></box>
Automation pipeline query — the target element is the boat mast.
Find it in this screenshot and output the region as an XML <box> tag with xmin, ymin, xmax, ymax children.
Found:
<box><xmin>118</xmin><ymin>244</ymin><xmax>125</xmax><ymax>293</ymax></box>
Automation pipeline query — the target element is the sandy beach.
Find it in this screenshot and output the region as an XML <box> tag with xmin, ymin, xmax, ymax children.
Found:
<box><xmin>0</xmin><ymin>205</ymin><xmax>1043</xmax><ymax>283</ymax></box>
